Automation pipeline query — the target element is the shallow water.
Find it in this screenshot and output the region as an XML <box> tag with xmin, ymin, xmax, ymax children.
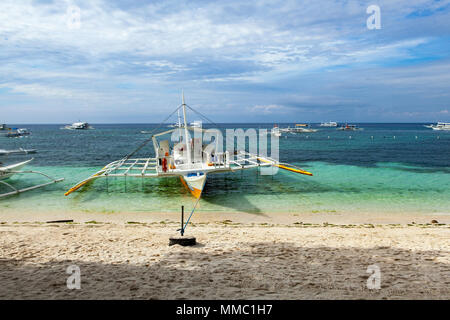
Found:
<box><xmin>1</xmin><ymin>123</ymin><xmax>449</xmax><ymax>215</ymax></box>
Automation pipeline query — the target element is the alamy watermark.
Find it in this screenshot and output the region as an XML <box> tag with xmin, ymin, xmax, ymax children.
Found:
<box><xmin>367</xmin><ymin>5</ymin><xmax>381</xmax><ymax>30</ymax></box>
<box><xmin>66</xmin><ymin>5</ymin><xmax>81</xmax><ymax>30</ymax></box>
<box><xmin>66</xmin><ymin>265</ymin><xmax>81</xmax><ymax>290</ymax></box>
<box><xmin>169</xmin><ymin>123</ymin><xmax>280</xmax><ymax>175</ymax></box>
<box><xmin>366</xmin><ymin>264</ymin><xmax>381</xmax><ymax>289</ymax></box>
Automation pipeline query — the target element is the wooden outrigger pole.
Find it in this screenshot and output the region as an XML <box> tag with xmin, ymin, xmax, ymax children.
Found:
<box><xmin>0</xmin><ymin>159</ymin><xmax>64</xmax><ymax>198</ymax></box>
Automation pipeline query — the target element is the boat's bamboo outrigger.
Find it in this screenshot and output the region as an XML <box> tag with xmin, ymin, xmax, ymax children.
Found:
<box><xmin>0</xmin><ymin>159</ymin><xmax>64</xmax><ymax>198</ymax></box>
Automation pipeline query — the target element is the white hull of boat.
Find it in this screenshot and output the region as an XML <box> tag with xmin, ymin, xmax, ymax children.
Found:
<box><xmin>181</xmin><ymin>173</ymin><xmax>207</xmax><ymax>198</ymax></box>
<box><xmin>426</xmin><ymin>122</ymin><xmax>450</xmax><ymax>131</ymax></box>
<box><xmin>0</xmin><ymin>148</ymin><xmax>37</xmax><ymax>156</ymax></box>
<box><xmin>0</xmin><ymin>159</ymin><xmax>33</xmax><ymax>180</ymax></box>
<box><xmin>320</xmin><ymin>122</ymin><xmax>338</xmax><ymax>127</ymax></box>
<box><xmin>431</xmin><ymin>127</ymin><xmax>450</xmax><ymax>131</ymax></box>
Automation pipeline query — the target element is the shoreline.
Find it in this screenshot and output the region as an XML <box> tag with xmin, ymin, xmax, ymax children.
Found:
<box><xmin>1</xmin><ymin>209</ymin><xmax>449</xmax><ymax>225</ymax></box>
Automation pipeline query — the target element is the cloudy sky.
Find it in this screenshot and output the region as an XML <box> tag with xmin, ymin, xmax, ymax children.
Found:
<box><xmin>0</xmin><ymin>0</ymin><xmax>449</xmax><ymax>123</ymax></box>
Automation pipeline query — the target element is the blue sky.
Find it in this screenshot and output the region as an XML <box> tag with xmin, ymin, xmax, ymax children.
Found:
<box><xmin>0</xmin><ymin>0</ymin><xmax>449</xmax><ymax>123</ymax></box>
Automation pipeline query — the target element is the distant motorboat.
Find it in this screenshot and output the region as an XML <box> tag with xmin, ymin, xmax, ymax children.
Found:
<box><xmin>320</xmin><ymin>121</ymin><xmax>338</xmax><ymax>127</ymax></box>
<box><xmin>5</xmin><ymin>128</ymin><xmax>31</xmax><ymax>137</ymax></box>
<box><xmin>426</xmin><ymin>122</ymin><xmax>450</xmax><ymax>131</ymax></box>
<box><xmin>271</xmin><ymin>125</ymin><xmax>282</xmax><ymax>137</ymax></box>
<box><xmin>167</xmin><ymin>109</ymin><xmax>184</xmax><ymax>128</ymax></box>
<box><xmin>281</xmin><ymin>124</ymin><xmax>318</xmax><ymax>133</ymax></box>
<box><xmin>0</xmin><ymin>148</ymin><xmax>37</xmax><ymax>156</ymax></box>
<box><xmin>0</xmin><ymin>124</ymin><xmax>11</xmax><ymax>131</ymax></box>
<box><xmin>63</xmin><ymin>122</ymin><xmax>93</xmax><ymax>130</ymax></box>
<box><xmin>190</xmin><ymin>120</ymin><xmax>202</xmax><ymax>128</ymax></box>
<box><xmin>337</xmin><ymin>123</ymin><xmax>362</xmax><ymax>131</ymax></box>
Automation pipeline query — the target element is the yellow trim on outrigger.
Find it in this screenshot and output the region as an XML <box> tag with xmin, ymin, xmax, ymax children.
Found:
<box><xmin>257</xmin><ymin>158</ymin><xmax>313</xmax><ymax>176</ymax></box>
<box><xmin>64</xmin><ymin>168</ymin><xmax>106</xmax><ymax>196</ymax></box>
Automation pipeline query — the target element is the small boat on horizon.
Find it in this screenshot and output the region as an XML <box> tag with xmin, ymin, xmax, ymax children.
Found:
<box><xmin>271</xmin><ymin>125</ymin><xmax>282</xmax><ymax>137</ymax></box>
<box><xmin>337</xmin><ymin>123</ymin><xmax>362</xmax><ymax>131</ymax></box>
<box><xmin>62</xmin><ymin>122</ymin><xmax>93</xmax><ymax>130</ymax></box>
<box><xmin>4</xmin><ymin>128</ymin><xmax>31</xmax><ymax>138</ymax></box>
<box><xmin>425</xmin><ymin>122</ymin><xmax>450</xmax><ymax>131</ymax></box>
<box><xmin>190</xmin><ymin>120</ymin><xmax>202</xmax><ymax>128</ymax></box>
<box><xmin>281</xmin><ymin>124</ymin><xmax>318</xmax><ymax>133</ymax></box>
<box><xmin>320</xmin><ymin>121</ymin><xmax>338</xmax><ymax>127</ymax></box>
<box><xmin>0</xmin><ymin>148</ymin><xmax>37</xmax><ymax>156</ymax></box>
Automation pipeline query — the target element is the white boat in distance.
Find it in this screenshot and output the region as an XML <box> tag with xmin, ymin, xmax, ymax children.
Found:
<box><xmin>271</xmin><ymin>125</ymin><xmax>282</xmax><ymax>137</ymax></box>
<box><xmin>190</xmin><ymin>120</ymin><xmax>202</xmax><ymax>128</ymax></box>
<box><xmin>5</xmin><ymin>128</ymin><xmax>31</xmax><ymax>137</ymax></box>
<box><xmin>65</xmin><ymin>93</ymin><xmax>313</xmax><ymax>200</ymax></box>
<box><xmin>320</xmin><ymin>121</ymin><xmax>338</xmax><ymax>127</ymax></box>
<box><xmin>0</xmin><ymin>148</ymin><xmax>37</xmax><ymax>156</ymax></box>
<box><xmin>426</xmin><ymin>122</ymin><xmax>450</xmax><ymax>131</ymax></box>
<box><xmin>63</xmin><ymin>122</ymin><xmax>93</xmax><ymax>130</ymax></box>
<box><xmin>281</xmin><ymin>124</ymin><xmax>318</xmax><ymax>133</ymax></box>
<box><xmin>337</xmin><ymin>123</ymin><xmax>363</xmax><ymax>131</ymax></box>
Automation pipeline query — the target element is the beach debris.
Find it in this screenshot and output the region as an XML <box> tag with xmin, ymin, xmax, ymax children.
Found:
<box><xmin>169</xmin><ymin>235</ymin><xmax>196</xmax><ymax>246</ymax></box>
<box><xmin>169</xmin><ymin>205</ymin><xmax>197</xmax><ymax>246</ymax></box>
<box><xmin>46</xmin><ymin>219</ymin><xmax>73</xmax><ymax>223</ymax></box>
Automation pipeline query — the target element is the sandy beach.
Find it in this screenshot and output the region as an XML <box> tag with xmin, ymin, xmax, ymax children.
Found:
<box><xmin>0</xmin><ymin>211</ymin><xmax>449</xmax><ymax>300</ymax></box>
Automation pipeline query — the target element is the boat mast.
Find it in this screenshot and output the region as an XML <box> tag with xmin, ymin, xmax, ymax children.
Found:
<box><xmin>181</xmin><ymin>91</ymin><xmax>192</xmax><ymax>165</ymax></box>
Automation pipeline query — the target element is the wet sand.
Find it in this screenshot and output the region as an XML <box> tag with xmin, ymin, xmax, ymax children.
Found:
<box><xmin>0</xmin><ymin>218</ymin><xmax>449</xmax><ymax>299</ymax></box>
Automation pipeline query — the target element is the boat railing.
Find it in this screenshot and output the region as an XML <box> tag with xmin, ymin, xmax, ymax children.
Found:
<box><xmin>202</xmin><ymin>150</ymin><xmax>228</xmax><ymax>167</ymax></box>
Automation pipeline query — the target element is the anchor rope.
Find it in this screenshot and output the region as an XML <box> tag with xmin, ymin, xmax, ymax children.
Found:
<box><xmin>182</xmin><ymin>192</ymin><xmax>202</xmax><ymax>234</ymax></box>
<box><xmin>185</xmin><ymin>104</ymin><xmax>220</xmax><ymax>127</ymax></box>
<box><xmin>120</xmin><ymin>105</ymin><xmax>182</xmax><ymax>163</ymax></box>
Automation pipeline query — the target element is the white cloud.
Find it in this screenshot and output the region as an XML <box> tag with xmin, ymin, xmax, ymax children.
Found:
<box><xmin>250</xmin><ymin>104</ymin><xmax>291</xmax><ymax>114</ymax></box>
<box><xmin>0</xmin><ymin>82</ymin><xmax>107</xmax><ymax>100</ymax></box>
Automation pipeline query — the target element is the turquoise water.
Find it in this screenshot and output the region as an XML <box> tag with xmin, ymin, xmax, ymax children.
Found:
<box><xmin>1</xmin><ymin>123</ymin><xmax>449</xmax><ymax>215</ymax></box>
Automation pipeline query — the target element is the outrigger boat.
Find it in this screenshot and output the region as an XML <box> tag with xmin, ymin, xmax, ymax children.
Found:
<box><xmin>65</xmin><ymin>93</ymin><xmax>313</xmax><ymax>200</ymax></box>
<box><xmin>337</xmin><ymin>123</ymin><xmax>362</xmax><ymax>131</ymax></box>
<box><xmin>62</xmin><ymin>122</ymin><xmax>93</xmax><ymax>130</ymax></box>
<box><xmin>0</xmin><ymin>159</ymin><xmax>64</xmax><ymax>198</ymax></box>
<box><xmin>280</xmin><ymin>124</ymin><xmax>318</xmax><ymax>133</ymax></box>
<box><xmin>426</xmin><ymin>122</ymin><xmax>450</xmax><ymax>131</ymax></box>
<box><xmin>320</xmin><ymin>121</ymin><xmax>338</xmax><ymax>127</ymax></box>
<box><xmin>271</xmin><ymin>125</ymin><xmax>282</xmax><ymax>137</ymax></box>
<box><xmin>4</xmin><ymin>128</ymin><xmax>31</xmax><ymax>138</ymax></box>
<box><xmin>0</xmin><ymin>148</ymin><xmax>37</xmax><ymax>156</ymax></box>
